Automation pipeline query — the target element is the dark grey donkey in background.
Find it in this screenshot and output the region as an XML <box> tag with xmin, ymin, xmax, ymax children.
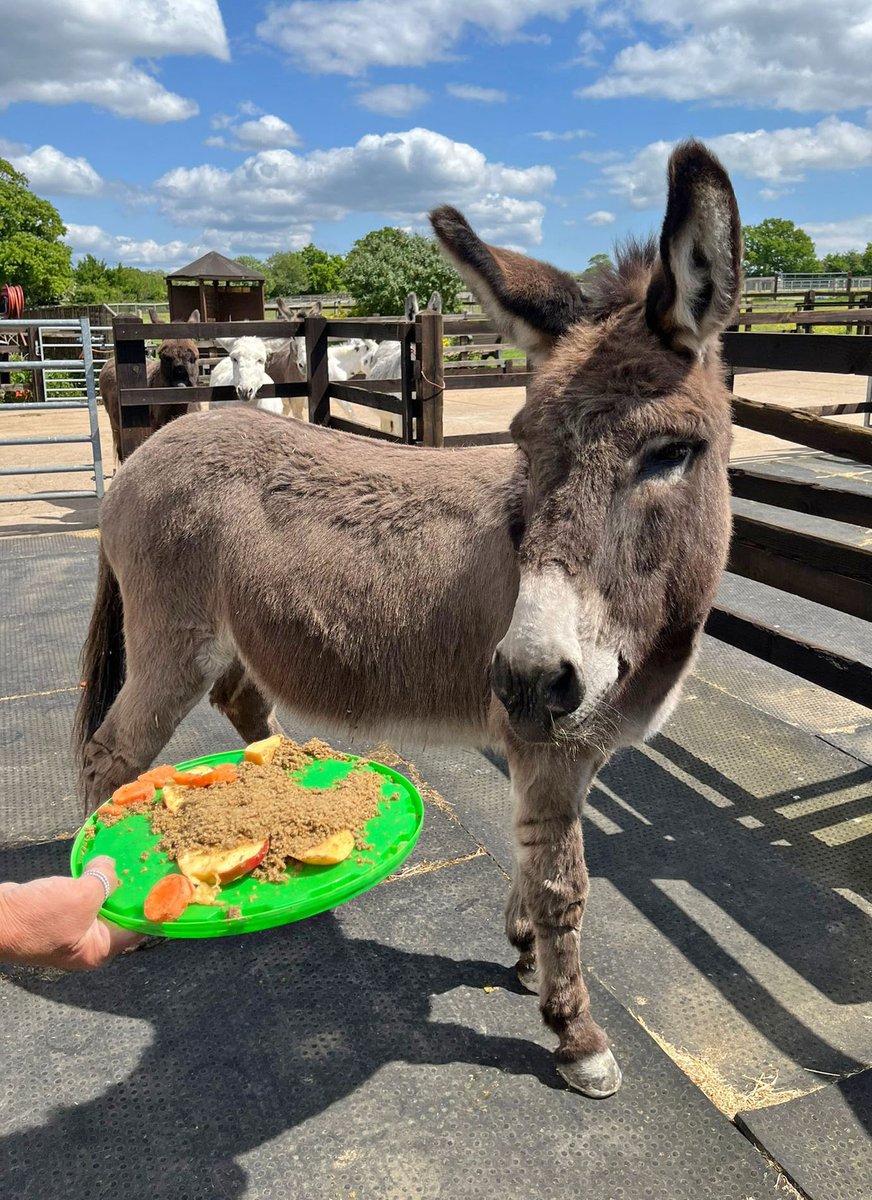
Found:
<box><xmin>75</xmin><ymin>141</ymin><xmax>741</xmax><ymax>1099</ymax></box>
<box><xmin>98</xmin><ymin>308</ymin><xmax>201</xmax><ymax>462</ymax></box>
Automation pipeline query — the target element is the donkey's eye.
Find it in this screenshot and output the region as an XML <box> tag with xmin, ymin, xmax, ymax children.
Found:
<box><xmin>637</xmin><ymin>442</ymin><xmax>697</xmax><ymax>482</ymax></box>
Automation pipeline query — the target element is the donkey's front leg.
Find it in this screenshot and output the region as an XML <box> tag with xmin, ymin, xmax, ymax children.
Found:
<box><xmin>508</xmin><ymin>744</ymin><xmax>621</xmax><ymax>1098</ymax></box>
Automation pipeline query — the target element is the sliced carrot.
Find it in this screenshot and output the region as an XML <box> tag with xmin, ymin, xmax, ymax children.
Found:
<box><xmin>143</xmin><ymin>874</ymin><xmax>194</xmax><ymax>923</ymax></box>
<box><xmin>172</xmin><ymin>763</ymin><xmax>238</xmax><ymax>787</ymax></box>
<box><xmin>99</xmin><ymin>803</ymin><xmax>125</xmax><ymax>820</ymax></box>
<box><xmin>208</xmin><ymin>762</ymin><xmax>238</xmax><ymax>785</ymax></box>
<box><xmin>111</xmin><ymin>780</ymin><xmax>157</xmax><ymax>807</ymax></box>
<box><xmin>172</xmin><ymin>765</ymin><xmax>215</xmax><ymax>787</ymax></box>
<box><xmin>137</xmin><ymin>764</ymin><xmax>177</xmax><ymax>788</ymax></box>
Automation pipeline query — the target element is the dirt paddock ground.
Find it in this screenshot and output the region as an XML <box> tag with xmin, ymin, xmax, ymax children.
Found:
<box><xmin>0</xmin><ymin>369</ymin><xmax>867</xmax><ymax>534</ymax></box>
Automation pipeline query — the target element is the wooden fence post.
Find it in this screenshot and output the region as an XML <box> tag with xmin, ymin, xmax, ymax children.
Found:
<box><xmin>305</xmin><ymin>315</ymin><xmax>330</xmax><ymax>425</ymax></box>
<box><xmin>803</xmin><ymin>288</ymin><xmax>815</xmax><ymax>334</ymax></box>
<box><xmin>416</xmin><ymin>309</ymin><xmax>444</xmax><ymax>446</ymax></box>
<box><xmin>400</xmin><ymin>323</ymin><xmax>415</xmax><ymax>444</ymax></box>
<box><xmin>113</xmin><ymin>315</ymin><xmax>150</xmax><ymax>461</ymax></box>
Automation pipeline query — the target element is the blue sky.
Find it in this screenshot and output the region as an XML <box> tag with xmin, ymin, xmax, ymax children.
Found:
<box><xmin>2</xmin><ymin>1</ymin><xmax>872</xmax><ymax>272</ymax></box>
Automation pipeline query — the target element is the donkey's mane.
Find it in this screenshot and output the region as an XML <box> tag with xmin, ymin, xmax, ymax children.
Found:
<box><xmin>581</xmin><ymin>235</ymin><xmax>658</xmax><ymax>320</ymax></box>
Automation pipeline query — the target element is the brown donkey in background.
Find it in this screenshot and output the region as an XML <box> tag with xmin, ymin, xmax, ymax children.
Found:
<box><xmin>76</xmin><ymin>142</ymin><xmax>740</xmax><ymax>1098</ymax></box>
<box><xmin>98</xmin><ymin>309</ymin><xmax>201</xmax><ymax>461</ymax></box>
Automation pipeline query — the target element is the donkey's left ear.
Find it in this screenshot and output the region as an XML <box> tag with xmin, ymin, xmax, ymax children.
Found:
<box><xmin>430</xmin><ymin>206</ymin><xmax>587</xmax><ymax>356</ymax></box>
<box><xmin>187</xmin><ymin>309</ymin><xmax>201</xmax><ymax>323</ymax></box>
<box><xmin>647</xmin><ymin>141</ymin><xmax>742</xmax><ymax>356</ymax></box>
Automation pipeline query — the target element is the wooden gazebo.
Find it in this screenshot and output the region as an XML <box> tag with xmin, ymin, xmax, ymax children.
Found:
<box><xmin>166</xmin><ymin>252</ymin><xmax>265</xmax><ymax>322</ymax></box>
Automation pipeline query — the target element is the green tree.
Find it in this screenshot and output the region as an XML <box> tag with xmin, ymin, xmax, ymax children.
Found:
<box><xmin>0</xmin><ymin>157</ymin><xmax>73</xmax><ymax>304</ymax></box>
<box><xmin>235</xmin><ymin>254</ymin><xmax>267</xmax><ymax>275</ymax></box>
<box><xmin>344</xmin><ymin>226</ymin><xmax>463</xmax><ymax>315</ymax></box>
<box><xmin>263</xmin><ymin>250</ymin><xmax>308</xmax><ymax>299</ymax></box>
<box><xmin>820</xmin><ymin>249</ymin><xmax>865</xmax><ymax>275</ymax></box>
<box><xmin>299</xmin><ymin>243</ymin><xmax>346</xmax><ymax>294</ymax></box>
<box><xmin>575</xmin><ymin>253</ymin><xmax>614</xmax><ymax>282</ymax></box>
<box><xmin>742</xmin><ymin>218</ymin><xmax>818</xmax><ymax>276</ymax></box>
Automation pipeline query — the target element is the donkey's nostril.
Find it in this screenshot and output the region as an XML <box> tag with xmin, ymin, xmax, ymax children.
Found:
<box><xmin>542</xmin><ymin>660</ymin><xmax>584</xmax><ymax>719</ymax></box>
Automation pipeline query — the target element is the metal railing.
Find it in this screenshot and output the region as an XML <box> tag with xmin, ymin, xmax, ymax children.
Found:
<box><xmin>0</xmin><ymin>318</ymin><xmax>105</xmax><ymax>503</ymax></box>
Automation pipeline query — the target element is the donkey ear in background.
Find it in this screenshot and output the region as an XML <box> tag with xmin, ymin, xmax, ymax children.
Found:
<box><xmin>427</xmin><ymin>290</ymin><xmax>443</xmax><ymax>313</ymax></box>
<box><xmin>214</xmin><ymin>338</ymin><xmax>237</xmax><ymax>353</ymax></box>
<box><xmin>430</xmin><ymin>206</ymin><xmax>586</xmax><ymax>357</ymax></box>
<box><xmin>147</xmin><ymin>306</ymin><xmax>164</xmax><ymax>324</ymax></box>
<box><xmin>307</xmin><ymin>300</ymin><xmax>322</xmax><ymax>317</ymax></box>
<box><xmin>262</xmin><ymin>337</ymin><xmax>289</xmax><ymax>355</ymax></box>
<box><xmin>404</xmin><ymin>293</ymin><xmax>420</xmax><ymax>321</ymax></box>
<box><xmin>275</xmin><ymin>297</ymin><xmax>293</xmax><ymax>318</ymax></box>
<box><xmin>646</xmin><ymin>140</ymin><xmax>743</xmax><ymax>357</ymax></box>
<box><xmin>187</xmin><ymin>309</ymin><xmax>201</xmax><ymax>323</ymax></box>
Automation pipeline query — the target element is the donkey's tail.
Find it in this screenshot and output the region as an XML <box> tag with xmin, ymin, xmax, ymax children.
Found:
<box><xmin>73</xmin><ymin>545</ymin><xmax>126</xmax><ymax>772</ymax></box>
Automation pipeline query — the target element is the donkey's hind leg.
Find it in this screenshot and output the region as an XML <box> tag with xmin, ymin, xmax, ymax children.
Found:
<box><xmin>81</xmin><ymin>629</ymin><xmax>218</xmax><ymax>811</ymax></box>
<box><xmin>209</xmin><ymin>659</ymin><xmax>284</xmax><ymax>744</ymax></box>
<box><xmin>507</xmin><ymin>741</ymin><xmax>621</xmax><ymax>1099</ymax></box>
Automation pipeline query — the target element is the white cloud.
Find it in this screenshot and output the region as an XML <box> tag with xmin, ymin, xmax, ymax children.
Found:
<box><xmin>258</xmin><ymin>0</ymin><xmax>590</xmax><ymax>74</ymax></box>
<box><xmin>603</xmin><ymin>118</ymin><xmax>872</xmax><ymax>209</ymax></box>
<box><xmin>214</xmin><ymin>114</ymin><xmax>302</xmax><ymax>150</ymax></box>
<box><xmin>531</xmin><ymin>129</ymin><xmax>592</xmax><ymax>142</ymax></box>
<box><xmin>64</xmin><ymin>224</ymin><xmax>204</xmax><ymax>268</ymax></box>
<box><xmin>581</xmin><ymin>1</ymin><xmax>872</xmax><ymax>112</ymax></box>
<box><xmin>804</xmin><ymin>217</ymin><xmax>872</xmax><ymax>255</ymax></box>
<box><xmin>155</xmin><ymin>127</ymin><xmax>554</xmax><ymax>246</ymax></box>
<box><xmin>584</xmin><ymin>210</ymin><xmax>615</xmax><ymax>225</ymax></box>
<box><xmin>447</xmin><ymin>84</ymin><xmax>508</xmax><ymax>103</ymax></box>
<box><xmin>354</xmin><ymin>85</ymin><xmax>430</xmax><ymax>116</ymax></box>
<box><xmin>574</xmin><ymin>149</ymin><xmax>621</xmax><ymax>163</ymax></box>
<box><xmin>64</xmin><ymin>222</ymin><xmax>314</xmax><ymax>269</ymax></box>
<box><xmin>0</xmin><ymin>1</ymin><xmax>228</xmax><ymax>122</ymax></box>
<box><xmin>5</xmin><ymin>143</ymin><xmax>104</xmax><ymax>196</ymax></box>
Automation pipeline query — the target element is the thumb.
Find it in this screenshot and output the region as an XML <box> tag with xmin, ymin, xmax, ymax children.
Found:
<box><xmin>79</xmin><ymin>856</ymin><xmax>120</xmax><ymax>911</ymax></box>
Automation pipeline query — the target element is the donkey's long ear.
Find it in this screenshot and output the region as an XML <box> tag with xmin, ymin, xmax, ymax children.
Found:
<box><xmin>275</xmin><ymin>297</ymin><xmax>293</xmax><ymax>319</ymax></box>
<box><xmin>647</xmin><ymin>141</ymin><xmax>742</xmax><ymax>356</ymax></box>
<box><xmin>427</xmin><ymin>290</ymin><xmax>443</xmax><ymax>313</ymax></box>
<box><xmin>147</xmin><ymin>306</ymin><xmax>164</xmax><ymax>324</ymax></box>
<box><xmin>430</xmin><ymin>206</ymin><xmax>586</xmax><ymax>356</ymax></box>
<box><xmin>187</xmin><ymin>309</ymin><xmax>201</xmax><ymax>323</ymax></box>
<box><xmin>404</xmin><ymin>293</ymin><xmax>420</xmax><ymax>321</ymax></box>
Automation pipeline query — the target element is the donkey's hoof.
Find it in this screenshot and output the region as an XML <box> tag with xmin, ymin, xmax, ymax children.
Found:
<box><xmin>516</xmin><ymin>962</ymin><xmax>540</xmax><ymax>994</ymax></box>
<box><xmin>557</xmin><ymin>1048</ymin><xmax>622</xmax><ymax>1098</ymax></box>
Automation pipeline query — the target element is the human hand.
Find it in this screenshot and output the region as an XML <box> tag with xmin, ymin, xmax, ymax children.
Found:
<box><xmin>0</xmin><ymin>856</ymin><xmax>144</xmax><ymax>970</ymax></box>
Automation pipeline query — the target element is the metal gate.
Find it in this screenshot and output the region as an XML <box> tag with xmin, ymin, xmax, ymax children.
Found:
<box><xmin>0</xmin><ymin>317</ymin><xmax>105</xmax><ymax>503</ymax></box>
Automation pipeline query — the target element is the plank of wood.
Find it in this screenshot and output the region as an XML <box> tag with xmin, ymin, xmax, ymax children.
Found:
<box><xmin>729</xmin><ymin>309</ymin><xmax>872</xmax><ymax>326</ymax></box>
<box><xmin>729</xmin><ymin>467</ymin><xmax>872</xmax><ymax>527</ymax></box>
<box><xmin>305</xmin><ymin>317</ymin><xmax>329</xmax><ymax>425</ymax></box>
<box><xmin>729</xmin><ymin>513</ymin><xmax>872</xmax><ymax>621</ymax></box>
<box><xmin>705</xmin><ymin>606</ymin><xmax>872</xmax><ymax>709</ymax></box>
<box><xmin>328</xmin><ymin>416</ymin><xmax>402</xmax><ymax>442</ymax></box>
<box><xmin>723</xmin><ymin>332</ymin><xmax>872</xmax><ymax>375</ymax></box>
<box><xmin>113</xmin><ymin>320</ymin><xmax>149</xmax><ymax>460</ymax></box>
<box><xmin>121</xmin><ymin>383</ymin><xmax>308</xmax><ymax>404</ymax></box>
<box><xmin>328</xmin><ymin>383</ymin><xmax>404</xmax><ymax>413</ymax></box>
<box><xmin>444</xmin><ymin>372</ymin><xmax>533</xmax><ymax>390</ymax></box>
<box><xmin>731</xmin><ymin>395</ymin><xmax>872</xmax><ymax>465</ymax></box>
<box><xmin>114</xmin><ymin>319</ymin><xmax>304</xmax><ymax>340</ymax></box>
<box><xmin>416</xmin><ymin>310</ymin><xmax>444</xmax><ymax>447</ymax></box>
<box><xmin>443</xmin><ymin>431</ymin><xmax>515</xmax><ymax>447</ymax></box>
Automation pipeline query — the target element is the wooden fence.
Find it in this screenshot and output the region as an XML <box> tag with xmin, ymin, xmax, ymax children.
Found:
<box><xmin>113</xmin><ymin>314</ymin><xmax>872</xmax><ymax>711</ymax></box>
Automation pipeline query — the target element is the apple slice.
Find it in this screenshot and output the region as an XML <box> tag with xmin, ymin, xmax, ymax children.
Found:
<box><xmin>177</xmin><ymin>838</ymin><xmax>269</xmax><ymax>884</ymax></box>
<box><xmin>162</xmin><ymin>783</ymin><xmax>189</xmax><ymax>814</ymax></box>
<box><xmin>296</xmin><ymin>829</ymin><xmax>355</xmax><ymax>866</ymax></box>
<box><xmin>244</xmin><ymin>734</ymin><xmax>283</xmax><ymax>765</ymax></box>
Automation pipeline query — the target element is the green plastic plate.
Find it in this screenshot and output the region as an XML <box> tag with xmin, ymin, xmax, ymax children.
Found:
<box><xmin>70</xmin><ymin>750</ymin><xmax>423</xmax><ymax>939</ymax></box>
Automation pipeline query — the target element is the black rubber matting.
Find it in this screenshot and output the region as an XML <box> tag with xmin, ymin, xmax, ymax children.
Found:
<box><xmin>0</xmin><ymin>850</ymin><xmax>782</xmax><ymax>1200</ymax></box>
<box><xmin>737</xmin><ymin>1069</ymin><xmax>872</xmax><ymax>1200</ymax></box>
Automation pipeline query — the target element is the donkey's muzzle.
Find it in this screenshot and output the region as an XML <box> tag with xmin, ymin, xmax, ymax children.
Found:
<box><xmin>491</xmin><ymin>650</ymin><xmax>584</xmax><ymax>730</ymax></box>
